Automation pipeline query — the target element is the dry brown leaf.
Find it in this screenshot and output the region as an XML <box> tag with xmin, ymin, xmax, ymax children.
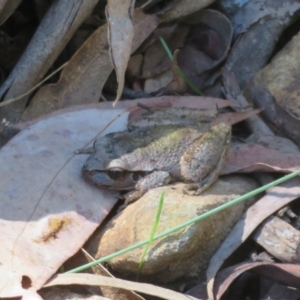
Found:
<box><xmin>0</xmin><ymin>0</ymin><xmax>99</xmax><ymax>123</ymax></box>
<box><xmin>127</xmin><ymin>95</ymin><xmax>237</xmax><ymax>111</ymax></box>
<box><xmin>206</xmin><ymin>177</ymin><xmax>300</xmax><ymax>300</ymax></box>
<box><xmin>22</xmin><ymin>9</ymin><xmax>160</xmax><ymax>121</ymax></box>
<box><xmin>44</xmin><ymin>273</ymin><xmax>198</xmax><ymax>300</ymax></box>
<box><xmin>106</xmin><ymin>0</ymin><xmax>135</xmax><ymax>106</ymax></box>
<box><xmin>21</xmin><ymin>22</ymin><xmax>111</xmax><ymax>121</ymax></box>
<box><xmin>224</xmin><ymin>141</ymin><xmax>300</xmax><ymax>174</ymax></box>
<box><xmin>212</xmin><ymin>109</ymin><xmax>262</xmax><ymax>127</ymax></box>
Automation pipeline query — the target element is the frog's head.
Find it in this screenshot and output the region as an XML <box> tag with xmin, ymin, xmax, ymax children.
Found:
<box><xmin>82</xmin><ymin>154</ymin><xmax>148</xmax><ymax>190</ymax></box>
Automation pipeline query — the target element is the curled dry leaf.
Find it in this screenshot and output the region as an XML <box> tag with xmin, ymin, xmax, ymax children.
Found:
<box><xmin>206</xmin><ymin>177</ymin><xmax>300</xmax><ymax>300</ymax></box>
<box><xmin>22</xmin><ymin>9</ymin><xmax>160</xmax><ymax>121</ymax></box>
<box><xmin>106</xmin><ymin>0</ymin><xmax>135</xmax><ymax>105</ymax></box>
<box><xmin>178</xmin><ymin>10</ymin><xmax>232</xmax><ymax>91</ymax></box>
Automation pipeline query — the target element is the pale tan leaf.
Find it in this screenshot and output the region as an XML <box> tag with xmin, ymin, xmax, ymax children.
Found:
<box><xmin>0</xmin><ymin>106</ymin><xmax>130</xmax><ymax>297</ymax></box>
<box><xmin>44</xmin><ymin>273</ymin><xmax>198</xmax><ymax>300</ymax></box>
<box><xmin>106</xmin><ymin>0</ymin><xmax>135</xmax><ymax>106</ymax></box>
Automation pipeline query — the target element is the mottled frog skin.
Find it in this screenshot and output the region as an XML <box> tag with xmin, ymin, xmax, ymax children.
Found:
<box><xmin>82</xmin><ymin>108</ymin><xmax>231</xmax><ymax>204</ymax></box>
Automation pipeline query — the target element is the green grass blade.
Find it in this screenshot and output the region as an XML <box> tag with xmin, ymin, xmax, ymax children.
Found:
<box><xmin>159</xmin><ymin>37</ymin><xmax>203</xmax><ymax>95</ymax></box>
<box><xmin>137</xmin><ymin>192</ymin><xmax>165</xmax><ymax>280</ymax></box>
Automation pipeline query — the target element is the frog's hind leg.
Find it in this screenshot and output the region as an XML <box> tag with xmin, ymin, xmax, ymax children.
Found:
<box><xmin>181</xmin><ymin>123</ymin><xmax>231</xmax><ymax>195</ymax></box>
<box><xmin>184</xmin><ymin>161</ymin><xmax>223</xmax><ymax>195</ymax></box>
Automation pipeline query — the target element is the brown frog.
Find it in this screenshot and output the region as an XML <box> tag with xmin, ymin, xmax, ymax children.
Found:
<box><xmin>82</xmin><ymin>108</ymin><xmax>231</xmax><ymax>205</ymax></box>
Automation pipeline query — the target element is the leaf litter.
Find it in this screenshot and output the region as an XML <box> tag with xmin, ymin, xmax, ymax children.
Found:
<box><xmin>1</xmin><ymin>0</ymin><xmax>300</xmax><ymax>299</ymax></box>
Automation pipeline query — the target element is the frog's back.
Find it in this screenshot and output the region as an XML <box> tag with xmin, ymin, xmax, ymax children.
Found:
<box><xmin>118</xmin><ymin>124</ymin><xmax>208</xmax><ymax>175</ymax></box>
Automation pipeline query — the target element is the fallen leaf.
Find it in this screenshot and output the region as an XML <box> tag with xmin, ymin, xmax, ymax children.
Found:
<box><xmin>177</xmin><ymin>10</ymin><xmax>232</xmax><ymax>92</ymax></box>
<box><xmin>22</xmin><ymin>9</ymin><xmax>160</xmax><ymax>121</ymax></box>
<box><xmin>224</xmin><ymin>141</ymin><xmax>300</xmax><ymax>174</ymax></box>
<box><xmin>106</xmin><ymin>0</ymin><xmax>135</xmax><ymax>105</ymax></box>
<box><xmin>0</xmin><ymin>106</ymin><xmax>130</xmax><ymax>297</ymax></box>
<box><xmin>44</xmin><ymin>273</ymin><xmax>197</xmax><ymax>300</ymax></box>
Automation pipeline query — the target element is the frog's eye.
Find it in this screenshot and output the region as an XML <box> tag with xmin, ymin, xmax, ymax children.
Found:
<box><xmin>107</xmin><ymin>167</ymin><xmax>126</xmax><ymax>180</ymax></box>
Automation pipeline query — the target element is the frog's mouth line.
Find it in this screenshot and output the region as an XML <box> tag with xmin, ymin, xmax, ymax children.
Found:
<box><xmin>82</xmin><ymin>169</ymin><xmax>153</xmax><ymax>190</ymax></box>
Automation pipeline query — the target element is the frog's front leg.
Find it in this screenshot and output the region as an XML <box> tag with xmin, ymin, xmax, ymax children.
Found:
<box><xmin>125</xmin><ymin>171</ymin><xmax>171</xmax><ymax>205</ymax></box>
<box><xmin>180</xmin><ymin>123</ymin><xmax>231</xmax><ymax>195</ymax></box>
